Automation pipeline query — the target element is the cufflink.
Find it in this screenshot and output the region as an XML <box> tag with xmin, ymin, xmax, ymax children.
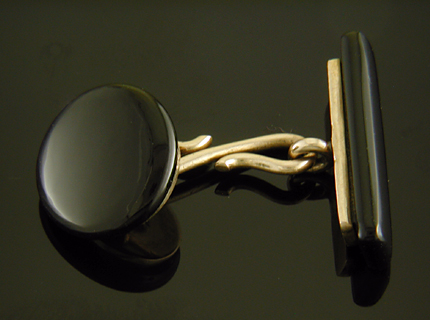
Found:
<box><xmin>37</xmin><ymin>31</ymin><xmax>391</xmax><ymax>306</ymax></box>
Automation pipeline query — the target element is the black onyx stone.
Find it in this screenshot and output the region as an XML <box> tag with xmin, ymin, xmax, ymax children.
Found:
<box><xmin>341</xmin><ymin>32</ymin><xmax>392</xmax><ymax>271</ymax></box>
<box><xmin>37</xmin><ymin>85</ymin><xmax>178</xmax><ymax>237</ymax></box>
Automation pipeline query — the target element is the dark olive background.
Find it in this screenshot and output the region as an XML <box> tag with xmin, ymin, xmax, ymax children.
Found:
<box><xmin>1</xmin><ymin>1</ymin><xmax>429</xmax><ymax>319</ymax></box>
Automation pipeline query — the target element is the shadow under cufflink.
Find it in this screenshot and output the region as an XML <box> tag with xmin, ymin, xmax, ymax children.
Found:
<box><xmin>174</xmin><ymin>155</ymin><xmax>391</xmax><ymax>307</ymax></box>
<box><xmin>292</xmin><ymin>173</ymin><xmax>391</xmax><ymax>307</ymax></box>
<box><xmin>178</xmin><ymin>162</ymin><xmax>390</xmax><ymax>307</ymax></box>
<box><xmin>214</xmin><ymin>171</ymin><xmax>391</xmax><ymax>307</ymax></box>
<box><xmin>39</xmin><ymin>201</ymin><xmax>180</xmax><ymax>293</ymax></box>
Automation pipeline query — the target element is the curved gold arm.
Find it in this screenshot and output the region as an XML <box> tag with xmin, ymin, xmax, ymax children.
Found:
<box><xmin>215</xmin><ymin>153</ymin><xmax>314</xmax><ymax>175</ymax></box>
<box><xmin>178</xmin><ymin>133</ymin><xmax>330</xmax><ymax>175</ymax></box>
<box><xmin>179</xmin><ymin>135</ymin><xmax>213</xmax><ymax>155</ymax></box>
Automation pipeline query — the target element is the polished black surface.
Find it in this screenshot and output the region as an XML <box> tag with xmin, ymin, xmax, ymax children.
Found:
<box><xmin>37</xmin><ymin>85</ymin><xmax>177</xmax><ymax>236</ymax></box>
<box><xmin>341</xmin><ymin>32</ymin><xmax>392</xmax><ymax>270</ymax></box>
<box><xmin>2</xmin><ymin>2</ymin><xmax>430</xmax><ymax>319</ymax></box>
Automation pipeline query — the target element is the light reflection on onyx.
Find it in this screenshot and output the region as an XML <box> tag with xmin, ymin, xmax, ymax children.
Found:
<box><xmin>37</xmin><ymin>85</ymin><xmax>177</xmax><ymax>236</ymax></box>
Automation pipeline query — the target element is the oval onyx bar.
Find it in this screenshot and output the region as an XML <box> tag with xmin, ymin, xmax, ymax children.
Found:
<box><xmin>37</xmin><ymin>84</ymin><xmax>178</xmax><ymax>237</ymax></box>
<box><xmin>341</xmin><ymin>32</ymin><xmax>392</xmax><ymax>270</ymax></box>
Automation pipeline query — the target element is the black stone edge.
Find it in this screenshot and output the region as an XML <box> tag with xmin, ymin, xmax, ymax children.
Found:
<box><xmin>118</xmin><ymin>85</ymin><xmax>179</xmax><ymax>233</ymax></box>
<box><xmin>341</xmin><ymin>32</ymin><xmax>392</xmax><ymax>271</ymax></box>
<box><xmin>338</xmin><ymin>32</ymin><xmax>393</xmax><ymax>306</ymax></box>
<box><xmin>357</xmin><ymin>34</ymin><xmax>392</xmax><ymax>260</ymax></box>
<box><xmin>341</xmin><ymin>32</ymin><xmax>374</xmax><ymax>243</ymax></box>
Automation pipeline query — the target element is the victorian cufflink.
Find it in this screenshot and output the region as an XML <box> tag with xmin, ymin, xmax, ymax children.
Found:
<box><xmin>37</xmin><ymin>31</ymin><xmax>391</xmax><ymax>306</ymax></box>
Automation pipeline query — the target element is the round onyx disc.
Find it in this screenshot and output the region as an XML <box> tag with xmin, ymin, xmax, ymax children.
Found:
<box><xmin>37</xmin><ymin>85</ymin><xmax>178</xmax><ymax>237</ymax></box>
